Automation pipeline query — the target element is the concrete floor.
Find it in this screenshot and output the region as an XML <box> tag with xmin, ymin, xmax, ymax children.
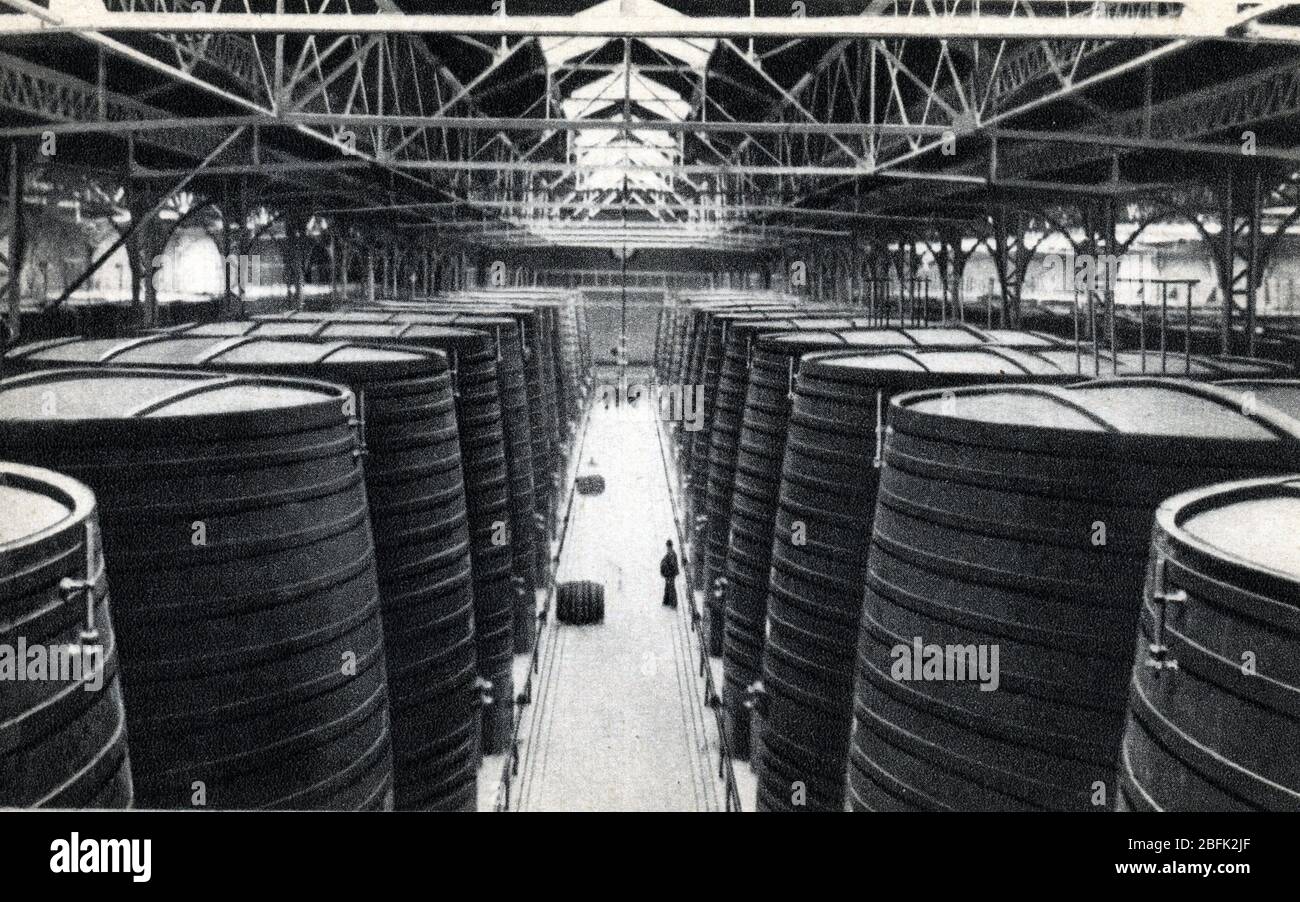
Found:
<box><xmin>506</xmin><ymin>397</ymin><xmax>730</xmax><ymax>811</ymax></box>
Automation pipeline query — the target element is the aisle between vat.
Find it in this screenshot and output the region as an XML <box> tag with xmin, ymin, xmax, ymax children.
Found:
<box><xmin>513</xmin><ymin>396</ymin><xmax>724</xmax><ymax>811</ymax></box>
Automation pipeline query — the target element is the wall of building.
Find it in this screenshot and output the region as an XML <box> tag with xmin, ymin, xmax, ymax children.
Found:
<box><xmin>921</xmin><ymin>236</ymin><xmax>1300</xmax><ymax>315</ymax></box>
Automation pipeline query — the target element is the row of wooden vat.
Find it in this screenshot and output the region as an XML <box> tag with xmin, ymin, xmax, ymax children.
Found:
<box><xmin>656</xmin><ymin>293</ymin><xmax>1300</xmax><ymax>811</ymax></box>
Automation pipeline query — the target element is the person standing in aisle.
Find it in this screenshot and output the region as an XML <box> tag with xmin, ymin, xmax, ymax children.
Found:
<box><xmin>660</xmin><ymin>539</ymin><xmax>680</xmax><ymax>608</ymax></box>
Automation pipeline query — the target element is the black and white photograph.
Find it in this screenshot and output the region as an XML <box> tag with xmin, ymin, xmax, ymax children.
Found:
<box><xmin>0</xmin><ymin>0</ymin><xmax>1297</xmax><ymax>887</ymax></box>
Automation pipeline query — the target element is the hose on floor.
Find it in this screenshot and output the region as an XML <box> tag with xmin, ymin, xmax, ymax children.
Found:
<box><xmin>652</xmin><ymin>407</ymin><xmax>744</xmax><ymax>813</ymax></box>
<box><xmin>494</xmin><ymin>403</ymin><xmax>594</xmax><ymax>811</ymax></box>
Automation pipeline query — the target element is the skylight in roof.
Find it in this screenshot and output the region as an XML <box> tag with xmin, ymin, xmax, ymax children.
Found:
<box><xmin>521</xmin><ymin>0</ymin><xmax>724</xmax><ymax>243</ymax></box>
<box><xmin>562</xmin><ymin>66</ymin><xmax>692</xmax><ymax>122</ymax></box>
<box><xmin>537</xmin><ymin>0</ymin><xmax>717</xmax><ymax>75</ymax></box>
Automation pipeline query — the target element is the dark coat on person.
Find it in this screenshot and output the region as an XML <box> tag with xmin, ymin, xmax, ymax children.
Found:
<box><xmin>659</xmin><ymin>549</ymin><xmax>680</xmax><ymax>580</ymax></box>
